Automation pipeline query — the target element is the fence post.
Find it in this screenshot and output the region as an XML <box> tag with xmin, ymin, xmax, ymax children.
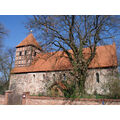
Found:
<box><xmin>4</xmin><ymin>90</ymin><xmax>12</xmax><ymax>105</ymax></box>
<box><xmin>22</xmin><ymin>92</ymin><xmax>30</xmax><ymax>105</ymax></box>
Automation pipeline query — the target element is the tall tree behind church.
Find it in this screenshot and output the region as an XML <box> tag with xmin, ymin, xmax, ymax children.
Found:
<box><xmin>26</xmin><ymin>15</ymin><xmax>120</xmax><ymax>98</ymax></box>
<box><xmin>0</xmin><ymin>22</ymin><xmax>10</xmax><ymax>94</ymax></box>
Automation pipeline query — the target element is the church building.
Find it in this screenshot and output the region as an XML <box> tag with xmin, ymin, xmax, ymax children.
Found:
<box><xmin>9</xmin><ymin>33</ymin><xmax>118</xmax><ymax>95</ymax></box>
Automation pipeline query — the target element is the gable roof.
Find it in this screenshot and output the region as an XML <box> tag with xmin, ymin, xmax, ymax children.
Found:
<box><xmin>16</xmin><ymin>33</ymin><xmax>42</xmax><ymax>50</ymax></box>
<box><xmin>11</xmin><ymin>43</ymin><xmax>118</xmax><ymax>74</ymax></box>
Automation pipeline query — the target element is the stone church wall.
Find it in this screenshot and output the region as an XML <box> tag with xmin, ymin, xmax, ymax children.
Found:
<box><xmin>85</xmin><ymin>68</ymin><xmax>117</xmax><ymax>94</ymax></box>
<box><xmin>9</xmin><ymin>67</ymin><xmax>118</xmax><ymax>96</ymax></box>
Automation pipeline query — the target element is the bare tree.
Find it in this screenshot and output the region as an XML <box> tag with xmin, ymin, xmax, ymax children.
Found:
<box><xmin>0</xmin><ymin>23</ymin><xmax>8</xmax><ymax>48</ymax></box>
<box><xmin>0</xmin><ymin>48</ymin><xmax>15</xmax><ymax>93</ymax></box>
<box><xmin>26</xmin><ymin>15</ymin><xmax>120</xmax><ymax>98</ymax></box>
<box><xmin>0</xmin><ymin>22</ymin><xmax>8</xmax><ymax>94</ymax></box>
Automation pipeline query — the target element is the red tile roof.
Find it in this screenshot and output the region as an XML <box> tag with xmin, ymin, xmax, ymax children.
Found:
<box><xmin>11</xmin><ymin>42</ymin><xmax>118</xmax><ymax>74</ymax></box>
<box><xmin>16</xmin><ymin>33</ymin><xmax>42</xmax><ymax>50</ymax></box>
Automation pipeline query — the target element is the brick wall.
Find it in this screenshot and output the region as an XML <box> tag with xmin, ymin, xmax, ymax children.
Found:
<box><xmin>0</xmin><ymin>95</ymin><xmax>5</xmax><ymax>105</ymax></box>
<box><xmin>1</xmin><ymin>91</ymin><xmax>120</xmax><ymax>105</ymax></box>
<box><xmin>22</xmin><ymin>92</ymin><xmax>120</xmax><ymax>105</ymax></box>
<box><xmin>0</xmin><ymin>90</ymin><xmax>13</xmax><ymax>105</ymax></box>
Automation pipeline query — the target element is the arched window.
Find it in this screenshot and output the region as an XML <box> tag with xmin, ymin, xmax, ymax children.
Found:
<box><xmin>96</xmin><ymin>73</ymin><xmax>99</xmax><ymax>83</ymax></box>
<box><xmin>63</xmin><ymin>74</ymin><xmax>66</xmax><ymax>81</ymax></box>
<box><xmin>53</xmin><ymin>74</ymin><xmax>55</xmax><ymax>81</ymax></box>
<box><xmin>43</xmin><ymin>74</ymin><xmax>46</xmax><ymax>80</ymax></box>
<box><xmin>33</xmin><ymin>74</ymin><xmax>35</xmax><ymax>78</ymax></box>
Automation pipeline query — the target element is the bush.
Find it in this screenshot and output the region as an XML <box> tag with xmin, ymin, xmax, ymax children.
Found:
<box><xmin>0</xmin><ymin>85</ymin><xmax>5</xmax><ymax>95</ymax></box>
<box><xmin>0</xmin><ymin>81</ymin><xmax>9</xmax><ymax>95</ymax></box>
<box><xmin>106</xmin><ymin>78</ymin><xmax>120</xmax><ymax>99</ymax></box>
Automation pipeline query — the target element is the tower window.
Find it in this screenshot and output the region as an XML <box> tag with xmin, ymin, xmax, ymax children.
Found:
<box><xmin>96</xmin><ymin>73</ymin><xmax>99</xmax><ymax>83</ymax></box>
<box><xmin>24</xmin><ymin>50</ymin><xmax>27</xmax><ymax>55</ymax></box>
<box><xmin>34</xmin><ymin>52</ymin><xmax>36</xmax><ymax>56</ymax></box>
<box><xmin>19</xmin><ymin>51</ymin><xmax>22</xmax><ymax>56</ymax></box>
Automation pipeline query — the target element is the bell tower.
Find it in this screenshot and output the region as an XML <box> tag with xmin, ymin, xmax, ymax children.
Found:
<box><xmin>15</xmin><ymin>33</ymin><xmax>42</xmax><ymax>67</ymax></box>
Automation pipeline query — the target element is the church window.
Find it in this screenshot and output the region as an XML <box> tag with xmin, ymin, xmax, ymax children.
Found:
<box><xmin>53</xmin><ymin>74</ymin><xmax>55</xmax><ymax>81</ymax></box>
<box><xmin>19</xmin><ymin>51</ymin><xmax>22</xmax><ymax>56</ymax></box>
<box><xmin>43</xmin><ymin>74</ymin><xmax>46</xmax><ymax>80</ymax></box>
<box><xmin>96</xmin><ymin>73</ymin><xmax>99</xmax><ymax>83</ymax></box>
<box><xmin>63</xmin><ymin>74</ymin><xmax>66</xmax><ymax>81</ymax></box>
<box><xmin>33</xmin><ymin>74</ymin><xmax>35</xmax><ymax>78</ymax></box>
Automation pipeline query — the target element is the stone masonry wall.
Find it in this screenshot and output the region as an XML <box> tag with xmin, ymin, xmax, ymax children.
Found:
<box><xmin>9</xmin><ymin>67</ymin><xmax>117</xmax><ymax>96</ymax></box>
<box><xmin>9</xmin><ymin>72</ymin><xmax>57</xmax><ymax>95</ymax></box>
<box><xmin>85</xmin><ymin>67</ymin><xmax>118</xmax><ymax>94</ymax></box>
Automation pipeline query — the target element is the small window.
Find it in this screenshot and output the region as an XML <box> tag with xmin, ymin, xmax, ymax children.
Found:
<box><xmin>43</xmin><ymin>74</ymin><xmax>46</xmax><ymax>80</ymax></box>
<box><xmin>33</xmin><ymin>74</ymin><xmax>35</xmax><ymax>78</ymax></box>
<box><xmin>96</xmin><ymin>73</ymin><xmax>99</xmax><ymax>83</ymax></box>
<box><xmin>19</xmin><ymin>51</ymin><xmax>22</xmax><ymax>56</ymax></box>
<box><xmin>34</xmin><ymin>52</ymin><xmax>36</xmax><ymax>56</ymax></box>
<box><xmin>24</xmin><ymin>50</ymin><xmax>27</xmax><ymax>55</ymax></box>
<box><xmin>53</xmin><ymin>74</ymin><xmax>55</xmax><ymax>81</ymax></box>
<box><xmin>63</xmin><ymin>74</ymin><xmax>66</xmax><ymax>81</ymax></box>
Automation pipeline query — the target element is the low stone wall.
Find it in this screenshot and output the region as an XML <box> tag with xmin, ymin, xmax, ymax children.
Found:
<box><xmin>22</xmin><ymin>92</ymin><xmax>120</xmax><ymax>105</ymax></box>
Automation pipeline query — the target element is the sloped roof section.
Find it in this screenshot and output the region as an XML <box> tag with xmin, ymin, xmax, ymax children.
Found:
<box><xmin>11</xmin><ymin>43</ymin><xmax>118</xmax><ymax>74</ymax></box>
<box><xmin>16</xmin><ymin>33</ymin><xmax>42</xmax><ymax>50</ymax></box>
<box><xmin>88</xmin><ymin>42</ymin><xmax>117</xmax><ymax>68</ymax></box>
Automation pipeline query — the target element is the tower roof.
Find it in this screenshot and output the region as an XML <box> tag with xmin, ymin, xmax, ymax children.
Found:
<box><xmin>16</xmin><ymin>33</ymin><xmax>42</xmax><ymax>50</ymax></box>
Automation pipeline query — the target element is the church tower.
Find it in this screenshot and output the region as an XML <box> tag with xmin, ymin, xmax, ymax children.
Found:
<box><xmin>15</xmin><ymin>33</ymin><xmax>42</xmax><ymax>67</ymax></box>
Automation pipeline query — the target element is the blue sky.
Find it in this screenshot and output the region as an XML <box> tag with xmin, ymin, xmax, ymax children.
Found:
<box><xmin>0</xmin><ymin>15</ymin><xmax>120</xmax><ymax>57</ymax></box>
<box><xmin>0</xmin><ymin>15</ymin><xmax>32</xmax><ymax>49</ymax></box>
<box><xmin>0</xmin><ymin>15</ymin><xmax>120</xmax><ymax>71</ymax></box>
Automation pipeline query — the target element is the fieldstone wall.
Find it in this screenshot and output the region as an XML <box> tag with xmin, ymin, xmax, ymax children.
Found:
<box><xmin>9</xmin><ymin>72</ymin><xmax>57</xmax><ymax>95</ymax></box>
<box><xmin>85</xmin><ymin>67</ymin><xmax>118</xmax><ymax>94</ymax></box>
<box><xmin>9</xmin><ymin>67</ymin><xmax>118</xmax><ymax>96</ymax></box>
